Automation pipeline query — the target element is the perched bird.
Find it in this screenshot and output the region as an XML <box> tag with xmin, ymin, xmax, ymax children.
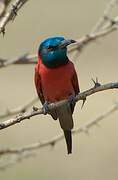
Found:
<box><xmin>34</xmin><ymin>36</ymin><xmax>80</xmax><ymax>154</ymax></box>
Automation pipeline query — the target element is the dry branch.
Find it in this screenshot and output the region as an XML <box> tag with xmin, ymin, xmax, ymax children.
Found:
<box><xmin>0</xmin><ymin>0</ymin><xmax>118</xmax><ymax>67</ymax></box>
<box><xmin>1</xmin><ymin>102</ymin><xmax>118</xmax><ymax>156</ymax></box>
<box><xmin>0</xmin><ymin>0</ymin><xmax>12</xmax><ymax>19</ymax></box>
<box><xmin>91</xmin><ymin>0</ymin><xmax>118</xmax><ymax>34</ymax></box>
<box><xmin>0</xmin><ymin>0</ymin><xmax>29</xmax><ymax>35</ymax></box>
<box><xmin>0</xmin><ymin>53</ymin><xmax>37</xmax><ymax>68</ymax></box>
<box><xmin>0</xmin><ymin>81</ymin><xmax>118</xmax><ymax>130</ymax></box>
<box><xmin>0</xmin><ymin>97</ymin><xmax>38</xmax><ymax>119</ymax></box>
<box><xmin>69</xmin><ymin>15</ymin><xmax>118</xmax><ymax>53</ymax></box>
<box><xmin>0</xmin><ymin>102</ymin><xmax>118</xmax><ymax>171</ymax></box>
<box><xmin>0</xmin><ymin>19</ymin><xmax>118</xmax><ymax>67</ymax></box>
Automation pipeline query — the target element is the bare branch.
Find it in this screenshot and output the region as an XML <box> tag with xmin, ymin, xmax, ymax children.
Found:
<box><xmin>0</xmin><ymin>0</ymin><xmax>12</xmax><ymax>19</ymax></box>
<box><xmin>0</xmin><ymin>102</ymin><xmax>118</xmax><ymax>171</ymax></box>
<box><xmin>91</xmin><ymin>0</ymin><xmax>118</xmax><ymax>34</ymax></box>
<box><xmin>0</xmin><ymin>152</ymin><xmax>36</xmax><ymax>171</ymax></box>
<box><xmin>0</xmin><ymin>18</ymin><xmax>118</xmax><ymax>67</ymax></box>
<box><xmin>0</xmin><ymin>53</ymin><xmax>37</xmax><ymax>68</ymax></box>
<box><xmin>69</xmin><ymin>21</ymin><xmax>118</xmax><ymax>53</ymax></box>
<box><xmin>0</xmin><ymin>97</ymin><xmax>38</xmax><ymax>119</ymax></box>
<box><xmin>0</xmin><ymin>0</ymin><xmax>29</xmax><ymax>35</ymax></box>
<box><xmin>0</xmin><ymin>0</ymin><xmax>118</xmax><ymax>67</ymax></box>
<box><xmin>0</xmin><ymin>81</ymin><xmax>117</xmax><ymax>130</ymax></box>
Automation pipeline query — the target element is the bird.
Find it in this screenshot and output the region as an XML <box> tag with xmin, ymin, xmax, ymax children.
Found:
<box><xmin>34</xmin><ymin>36</ymin><xmax>80</xmax><ymax>154</ymax></box>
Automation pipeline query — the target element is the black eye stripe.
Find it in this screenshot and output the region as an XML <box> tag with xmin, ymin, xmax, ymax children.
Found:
<box><xmin>47</xmin><ymin>45</ymin><xmax>58</xmax><ymax>51</ymax></box>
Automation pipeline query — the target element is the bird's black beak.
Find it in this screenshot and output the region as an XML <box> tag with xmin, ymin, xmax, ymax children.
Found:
<box><xmin>59</xmin><ymin>39</ymin><xmax>76</xmax><ymax>49</ymax></box>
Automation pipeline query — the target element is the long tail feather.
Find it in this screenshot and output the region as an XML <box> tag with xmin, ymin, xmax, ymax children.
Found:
<box><xmin>63</xmin><ymin>130</ymin><xmax>72</xmax><ymax>154</ymax></box>
<box><xmin>56</xmin><ymin>103</ymin><xmax>74</xmax><ymax>154</ymax></box>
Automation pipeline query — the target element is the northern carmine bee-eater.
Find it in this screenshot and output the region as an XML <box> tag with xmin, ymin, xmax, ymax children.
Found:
<box><xmin>34</xmin><ymin>36</ymin><xmax>80</xmax><ymax>154</ymax></box>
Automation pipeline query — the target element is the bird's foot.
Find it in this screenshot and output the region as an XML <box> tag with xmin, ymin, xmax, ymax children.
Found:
<box><xmin>92</xmin><ymin>77</ymin><xmax>101</xmax><ymax>88</ymax></box>
<box><xmin>68</xmin><ymin>95</ymin><xmax>76</xmax><ymax>106</ymax></box>
<box><xmin>42</xmin><ymin>101</ymin><xmax>49</xmax><ymax>115</ymax></box>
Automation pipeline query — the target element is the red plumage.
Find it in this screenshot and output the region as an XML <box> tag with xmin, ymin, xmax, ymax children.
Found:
<box><xmin>34</xmin><ymin>56</ymin><xmax>80</xmax><ymax>103</ymax></box>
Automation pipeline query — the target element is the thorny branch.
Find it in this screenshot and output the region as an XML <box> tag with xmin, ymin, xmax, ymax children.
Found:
<box><xmin>0</xmin><ymin>0</ymin><xmax>12</xmax><ymax>19</ymax></box>
<box><xmin>0</xmin><ymin>0</ymin><xmax>29</xmax><ymax>35</ymax></box>
<box><xmin>0</xmin><ymin>81</ymin><xmax>118</xmax><ymax>130</ymax></box>
<box><xmin>91</xmin><ymin>0</ymin><xmax>118</xmax><ymax>33</ymax></box>
<box><xmin>0</xmin><ymin>0</ymin><xmax>118</xmax><ymax>67</ymax></box>
<box><xmin>0</xmin><ymin>53</ymin><xmax>37</xmax><ymax>68</ymax></box>
<box><xmin>0</xmin><ymin>97</ymin><xmax>38</xmax><ymax>119</ymax></box>
<box><xmin>0</xmin><ymin>102</ymin><xmax>118</xmax><ymax>170</ymax></box>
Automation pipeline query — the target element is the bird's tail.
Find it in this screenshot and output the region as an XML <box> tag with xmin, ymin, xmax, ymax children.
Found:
<box><xmin>63</xmin><ymin>130</ymin><xmax>72</xmax><ymax>154</ymax></box>
<box><xmin>57</xmin><ymin>103</ymin><xmax>74</xmax><ymax>154</ymax></box>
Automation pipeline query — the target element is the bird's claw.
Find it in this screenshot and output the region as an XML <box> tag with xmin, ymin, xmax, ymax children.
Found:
<box><xmin>68</xmin><ymin>95</ymin><xmax>76</xmax><ymax>106</ymax></box>
<box><xmin>43</xmin><ymin>101</ymin><xmax>49</xmax><ymax>115</ymax></box>
<box><xmin>92</xmin><ymin>77</ymin><xmax>101</xmax><ymax>88</ymax></box>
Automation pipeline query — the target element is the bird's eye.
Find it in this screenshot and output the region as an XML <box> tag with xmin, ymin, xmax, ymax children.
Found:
<box><xmin>47</xmin><ymin>46</ymin><xmax>54</xmax><ymax>51</ymax></box>
<box><xmin>47</xmin><ymin>45</ymin><xmax>58</xmax><ymax>51</ymax></box>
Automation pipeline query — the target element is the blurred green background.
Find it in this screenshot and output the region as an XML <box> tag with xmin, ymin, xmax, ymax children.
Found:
<box><xmin>0</xmin><ymin>0</ymin><xmax>118</xmax><ymax>179</ymax></box>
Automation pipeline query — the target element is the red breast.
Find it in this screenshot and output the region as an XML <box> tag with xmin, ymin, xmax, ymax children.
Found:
<box><xmin>38</xmin><ymin>57</ymin><xmax>76</xmax><ymax>102</ymax></box>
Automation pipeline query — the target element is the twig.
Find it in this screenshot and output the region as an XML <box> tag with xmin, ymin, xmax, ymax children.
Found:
<box><xmin>1</xmin><ymin>102</ymin><xmax>118</xmax><ymax>155</ymax></box>
<box><xmin>0</xmin><ymin>18</ymin><xmax>118</xmax><ymax>67</ymax></box>
<box><xmin>0</xmin><ymin>102</ymin><xmax>118</xmax><ymax>171</ymax></box>
<box><xmin>0</xmin><ymin>17</ymin><xmax>118</xmax><ymax>67</ymax></box>
<box><xmin>0</xmin><ymin>0</ymin><xmax>12</xmax><ymax>19</ymax></box>
<box><xmin>0</xmin><ymin>0</ymin><xmax>29</xmax><ymax>35</ymax></box>
<box><xmin>0</xmin><ymin>81</ymin><xmax>118</xmax><ymax>130</ymax></box>
<box><xmin>0</xmin><ymin>97</ymin><xmax>38</xmax><ymax>119</ymax></box>
<box><xmin>91</xmin><ymin>0</ymin><xmax>118</xmax><ymax>34</ymax></box>
<box><xmin>0</xmin><ymin>152</ymin><xmax>36</xmax><ymax>171</ymax></box>
<box><xmin>69</xmin><ymin>21</ymin><xmax>118</xmax><ymax>53</ymax></box>
<box><xmin>0</xmin><ymin>0</ymin><xmax>118</xmax><ymax>66</ymax></box>
<box><xmin>0</xmin><ymin>53</ymin><xmax>37</xmax><ymax>68</ymax></box>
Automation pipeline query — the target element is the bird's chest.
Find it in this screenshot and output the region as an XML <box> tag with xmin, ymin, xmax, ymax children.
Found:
<box><xmin>40</xmin><ymin>65</ymin><xmax>67</xmax><ymax>86</ymax></box>
<box><xmin>39</xmin><ymin>63</ymin><xmax>74</xmax><ymax>101</ymax></box>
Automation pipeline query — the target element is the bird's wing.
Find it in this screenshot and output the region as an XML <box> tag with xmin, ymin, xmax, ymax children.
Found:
<box><xmin>34</xmin><ymin>63</ymin><xmax>45</xmax><ymax>105</ymax></box>
<box><xmin>71</xmin><ymin>70</ymin><xmax>80</xmax><ymax>95</ymax></box>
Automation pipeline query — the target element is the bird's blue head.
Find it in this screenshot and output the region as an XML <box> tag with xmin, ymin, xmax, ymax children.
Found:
<box><xmin>38</xmin><ymin>36</ymin><xmax>76</xmax><ymax>68</ymax></box>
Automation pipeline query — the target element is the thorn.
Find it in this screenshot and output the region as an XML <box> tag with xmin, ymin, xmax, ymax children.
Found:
<box><xmin>92</xmin><ymin>77</ymin><xmax>101</xmax><ymax>88</ymax></box>
<box><xmin>12</xmin><ymin>5</ymin><xmax>17</xmax><ymax>15</ymax></box>
<box><xmin>12</xmin><ymin>5</ymin><xmax>18</xmax><ymax>20</ymax></box>
<box><xmin>83</xmin><ymin>127</ymin><xmax>89</xmax><ymax>135</ymax></box>
<box><xmin>33</xmin><ymin>106</ymin><xmax>38</xmax><ymax>111</ymax></box>
<box><xmin>0</xmin><ymin>60</ymin><xmax>5</xmax><ymax>67</ymax></box>
<box><xmin>50</xmin><ymin>141</ymin><xmax>55</xmax><ymax>147</ymax></box>
<box><xmin>16</xmin><ymin>113</ymin><xmax>23</xmax><ymax>122</ymax></box>
<box><xmin>110</xmin><ymin>19</ymin><xmax>116</xmax><ymax>26</ymax></box>
<box><xmin>1</xmin><ymin>27</ymin><xmax>5</xmax><ymax>36</ymax></box>
<box><xmin>81</xmin><ymin>97</ymin><xmax>86</xmax><ymax>109</ymax></box>
<box><xmin>0</xmin><ymin>123</ymin><xmax>5</xmax><ymax>128</ymax></box>
<box><xmin>104</xmin><ymin>15</ymin><xmax>109</xmax><ymax>21</ymax></box>
<box><xmin>21</xmin><ymin>108</ymin><xmax>26</xmax><ymax>113</ymax></box>
<box><xmin>95</xmin><ymin>122</ymin><xmax>101</xmax><ymax>128</ymax></box>
<box><xmin>104</xmin><ymin>15</ymin><xmax>116</xmax><ymax>26</ymax></box>
<box><xmin>50</xmin><ymin>141</ymin><xmax>56</xmax><ymax>150</ymax></box>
